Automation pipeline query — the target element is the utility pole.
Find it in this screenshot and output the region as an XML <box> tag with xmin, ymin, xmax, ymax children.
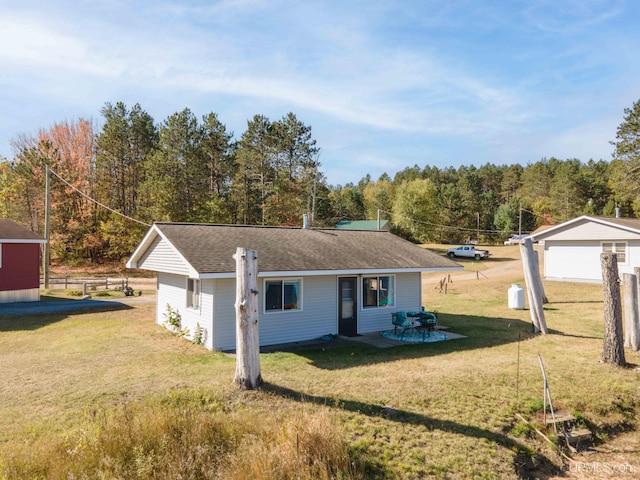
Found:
<box><xmin>476</xmin><ymin>212</ymin><xmax>480</xmax><ymax>241</ymax></box>
<box><xmin>43</xmin><ymin>164</ymin><xmax>50</xmax><ymax>289</ymax></box>
<box><xmin>518</xmin><ymin>203</ymin><xmax>522</xmax><ymax>237</ymax></box>
<box><xmin>311</xmin><ymin>163</ymin><xmax>317</xmax><ymax>227</ymax></box>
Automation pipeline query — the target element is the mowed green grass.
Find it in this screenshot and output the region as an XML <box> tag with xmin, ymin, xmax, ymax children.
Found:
<box><xmin>1</xmin><ymin>247</ymin><xmax>639</xmax><ymax>479</ymax></box>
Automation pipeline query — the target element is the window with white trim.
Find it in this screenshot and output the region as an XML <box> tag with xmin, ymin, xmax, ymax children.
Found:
<box><xmin>264</xmin><ymin>278</ymin><xmax>302</xmax><ymax>312</ymax></box>
<box><xmin>187</xmin><ymin>278</ymin><xmax>201</xmax><ymax>309</ymax></box>
<box><xmin>602</xmin><ymin>242</ymin><xmax>627</xmax><ymax>263</ymax></box>
<box><xmin>362</xmin><ymin>275</ymin><xmax>395</xmax><ymax>308</ymax></box>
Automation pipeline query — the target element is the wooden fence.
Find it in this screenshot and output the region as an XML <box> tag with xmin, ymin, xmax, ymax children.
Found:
<box><xmin>40</xmin><ymin>277</ymin><xmax>130</xmax><ymax>291</ymax></box>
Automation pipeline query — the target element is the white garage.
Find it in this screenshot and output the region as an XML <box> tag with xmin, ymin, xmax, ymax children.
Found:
<box><xmin>531</xmin><ymin>215</ymin><xmax>640</xmax><ymax>283</ymax></box>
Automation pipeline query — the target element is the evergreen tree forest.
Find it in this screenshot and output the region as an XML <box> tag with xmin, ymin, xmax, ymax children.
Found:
<box><xmin>1</xmin><ymin>98</ymin><xmax>640</xmax><ymax>265</ymax></box>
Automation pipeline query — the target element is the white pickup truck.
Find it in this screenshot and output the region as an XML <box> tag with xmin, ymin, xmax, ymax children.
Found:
<box><xmin>446</xmin><ymin>245</ymin><xmax>491</xmax><ymax>260</ymax></box>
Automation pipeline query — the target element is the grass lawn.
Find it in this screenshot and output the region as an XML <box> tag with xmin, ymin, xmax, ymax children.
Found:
<box><xmin>1</xmin><ymin>245</ymin><xmax>639</xmax><ymax>479</ymax></box>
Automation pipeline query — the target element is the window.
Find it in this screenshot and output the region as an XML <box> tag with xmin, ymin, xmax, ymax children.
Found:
<box><xmin>265</xmin><ymin>279</ymin><xmax>301</xmax><ymax>312</ymax></box>
<box><xmin>362</xmin><ymin>275</ymin><xmax>394</xmax><ymax>308</ymax></box>
<box><xmin>187</xmin><ymin>278</ymin><xmax>200</xmax><ymax>309</ymax></box>
<box><xmin>602</xmin><ymin>242</ymin><xmax>627</xmax><ymax>263</ymax></box>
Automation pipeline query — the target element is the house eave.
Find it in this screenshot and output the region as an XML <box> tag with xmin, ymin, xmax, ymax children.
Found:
<box><xmin>531</xmin><ymin>215</ymin><xmax>640</xmax><ymax>242</ymax></box>
<box><xmin>0</xmin><ymin>239</ymin><xmax>47</xmax><ymax>244</ymax></box>
<box><xmin>195</xmin><ymin>266</ymin><xmax>463</xmax><ymax>279</ymax></box>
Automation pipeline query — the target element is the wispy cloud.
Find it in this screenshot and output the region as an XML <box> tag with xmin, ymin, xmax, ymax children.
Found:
<box><xmin>1</xmin><ymin>0</ymin><xmax>639</xmax><ymax>183</ymax></box>
<box><xmin>523</xmin><ymin>0</ymin><xmax>624</xmax><ymax>33</ymax></box>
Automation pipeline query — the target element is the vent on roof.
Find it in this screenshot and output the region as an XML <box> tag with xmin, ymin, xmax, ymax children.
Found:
<box><xmin>616</xmin><ymin>207</ymin><xmax>621</xmax><ymax>218</ymax></box>
<box><xmin>303</xmin><ymin>213</ymin><xmax>309</xmax><ymax>229</ymax></box>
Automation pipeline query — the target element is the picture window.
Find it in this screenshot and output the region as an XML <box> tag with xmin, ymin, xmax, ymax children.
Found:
<box><xmin>265</xmin><ymin>279</ymin><xmax>301</xmax><ymax>312</ymax></box>
<box><xmin>362</xmin><ymin>275</ymin><xmax>394</xmax><ymax>308</ymax></box>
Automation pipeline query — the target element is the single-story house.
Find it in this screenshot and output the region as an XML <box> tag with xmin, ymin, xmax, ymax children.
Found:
<box><xmin>335</xmin><ymin>219</ymin><xmax>390</xmax><ymax>231</ymax></box>
<box><xmin>0</xmin><ymin>219</ymin><xmax>47</xmax><ymax>304</ymax></box>
<box><xmin>530</xmin><ymin>215</ymin><xmax>640</xmax><ymax>283</ymax></box>
<box><xmin>126</xmin><ymin>223</ymin><xmax>460</xmax><ymax>350</ymax></box>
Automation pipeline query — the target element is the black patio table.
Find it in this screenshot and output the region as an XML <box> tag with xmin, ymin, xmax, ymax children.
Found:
<box><xmin>407</xmin><ymin>311</ymin><xmax>438</xmax><ymax>336</ymax></box>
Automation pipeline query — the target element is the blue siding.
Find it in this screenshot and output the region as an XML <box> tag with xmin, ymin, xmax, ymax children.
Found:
<box><xmin>159</xmin><ymin>272</ymin><xmax>423</xmax><ymax>351</ymax></box>
<box><xmin>213</xmin><ymin>276</ymin><xmax>338</xmax><ymax>351</ymax></box>
<box><xmin>357</xmin><ymin>272</ymin><xmax>422</xmax><ymax>333</ymax></box>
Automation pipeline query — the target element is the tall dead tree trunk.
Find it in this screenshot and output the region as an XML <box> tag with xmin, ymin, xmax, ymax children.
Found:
<box><xmin>233</xmin><ymin>247</ymin><xmax>263</xmax><ymax>389</ymax></box>
<box><xmin>601</xmin><ymin>253</ymin><xmax>626</xmax><ymax>366</ymax></box>
<box><xmin>532</xmin><ymin>250</ymin><xmax>548</xmax><ymax>304</ymax></box>
<box><xmin>520</xmin><ymin>238</ymin><xmax>548</xmax><ymax>334</ymax></box>
<box><xmin>626</xmin><ymin>269</ymin><xmax>640</xmax><ymax>351</ymax></box>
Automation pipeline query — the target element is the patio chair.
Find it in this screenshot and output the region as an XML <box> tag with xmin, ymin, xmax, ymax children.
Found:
<box><xmin>391</xmin><ymin>311</ymin><xmax>414</xmax><ymax>339</ymax></box>
<box><xmin>416</xmin><ymin>312</ymin><xmax>438</xmax><ymax>336</ymax></box>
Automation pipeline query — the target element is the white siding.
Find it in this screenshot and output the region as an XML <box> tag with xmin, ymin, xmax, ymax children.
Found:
<box><xmin>138</xmin><ymin>236</ymin><xmax>190</xmax><ymax>275</ymax></box>
<box><xmin>358</xmin><ymin>272</ymin><xmax>422</xmax><ymax>333</ymax></box>
<box><xmin>156</xmin><ymin>273</ymin><xmax>214</xmax><ymax>348</ymax></box>
<box><xmin>544</xmin><ymin>241</ymin><xmax>602</xmax><ymax>282</ymax></box>
<box><xmin>156</xmin><ymin>273</ymin><xmax>185</xmax><ymax>325</ymax></box>
<box><xmin>624</xmin><ymin>240</ymin><xmax>640</xmax><ymax>277</ymax></box>
<box><xmin>213</xmin><ymin>278</ymin><xmax>236</xmax><ymax>350</ymax></box>
<box><xmin>201</xmin><ymin>280</ymin><xmax>215</xmax><ymax>349</ymax></box>
<box><xmin>0</xmin><ymin>287</ymin><xmax>40</xmax><ymax>303</ymax></box>
<box><xmin>544</xmin><ymin>221</ymin><xmax>640</xmax><ymax>241</ymax></box>
<box><xmin>544</xmin><ymin>240</ymin><xmax>640</xmax><ymax>283</ymax></box>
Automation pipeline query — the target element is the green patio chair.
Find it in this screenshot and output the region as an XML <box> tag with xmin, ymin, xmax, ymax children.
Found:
<box><xmin>391</xmin><ymin>311</ymin><xmax>414</xmax><ymax>339</ymax></box>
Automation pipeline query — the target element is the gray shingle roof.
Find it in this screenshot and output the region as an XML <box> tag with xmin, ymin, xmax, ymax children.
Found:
<box><xmin>0</xmin><ymin>219</ymin><xmax>46</xmax><ymax>242</ymax></box>
<box><xmin>592</xmin><ymin>215</ymin><xmax>640</xmax><ymax>231</ymax></box>
<box><xmin>153</xmin><ymin>223</ymin><xmax>458</xmax><ymax>274</ymax></box>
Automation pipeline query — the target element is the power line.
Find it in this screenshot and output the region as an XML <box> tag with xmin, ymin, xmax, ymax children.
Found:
<box><xmin>49</xmin><ymin>168</ymin><xmax>151</xmax><ymax>227</ymax></box>
<box><xmin>378</xmin><ymin>209</ymin><xmax>512</xmax><ymax>235</ymax></box>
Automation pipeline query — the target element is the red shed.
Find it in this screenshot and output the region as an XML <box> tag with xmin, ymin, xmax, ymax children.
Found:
<box><xmin>0</xmin><ymin>219</ymin><xmax>46</xmax><ymax>304</ymax></box>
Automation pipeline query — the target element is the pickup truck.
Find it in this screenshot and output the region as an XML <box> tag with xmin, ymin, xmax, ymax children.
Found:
<box><xmin>446</xmin><ymin>245</ymin><xmax>491</xmax><ymax>260</ymax></box>
<box><xmin>504</xmin><ymin>234</ymin><xmax>529</xmax><ymax>245</ymax></box>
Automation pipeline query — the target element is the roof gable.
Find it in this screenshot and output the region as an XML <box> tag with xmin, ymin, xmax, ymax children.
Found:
<box><xmin>335</xmin><ymin>219</ymin><xmax>390</xmax><ymax>230</ymax></box>
<box><xmin>128</xmin><ymin>223</ymin><xmax>459</xmax><ymax>277</ymax></box>
<box><xmin>127</xmin><ymin>224</ymin><xmax>197</xmax><ymax>277</ymax></box>
<box><xmin>0</xmin><ymin>219</ymin><xmax>46</xmax><ymax>243</ymax></box>
<box><xmin>531</xmin><ymin>215</ymin><xmax>640</xmax><ymax>242</ymax></box>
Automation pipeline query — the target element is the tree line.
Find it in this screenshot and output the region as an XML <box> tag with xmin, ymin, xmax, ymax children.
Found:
<box><xmin>1</xmin><ymin>98</ymin><xmax>639</xmax><ymax>265</ymax></box>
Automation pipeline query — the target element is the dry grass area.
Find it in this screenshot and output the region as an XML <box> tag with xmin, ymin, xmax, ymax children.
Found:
<box><xmin>1</xmin><ymin>244</ymin><xmax>639</xmax><ymax>479</ymax></box>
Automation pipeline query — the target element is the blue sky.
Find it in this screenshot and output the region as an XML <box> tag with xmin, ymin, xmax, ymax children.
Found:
<box><xmin>1</xmin><ymin>0</ymin><xmax>639</xmax><ymax>186</ymax></box>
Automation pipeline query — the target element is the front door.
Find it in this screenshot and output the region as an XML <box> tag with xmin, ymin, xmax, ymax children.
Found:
<box><xmin>338</xmin><ymin>277</ymin><xmax>357</xmax><ymax>336</ymax></box>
